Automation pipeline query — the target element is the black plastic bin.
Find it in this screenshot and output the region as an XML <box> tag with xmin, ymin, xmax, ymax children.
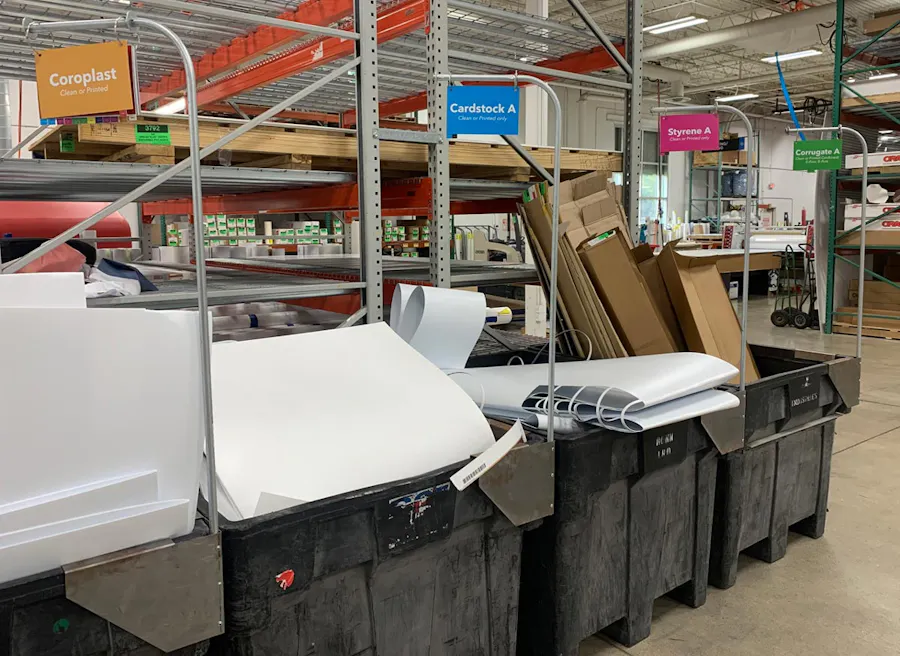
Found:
<box><xmin>0</xmin><ymin>526</ymin><xmax>213</xmax><ymax>656</ymax></box>
<box><xmin>209</xmin><ymin>461</ymin><xmax>524</xmax><ymax>655</ymax></box>
<box><xmin>708</xmin><ymin>344</ymin><xmax>860</xmax><ymax>590</ymax></box>
<box><xmin>517</xmin><ymin>420</ymin><xmax>718</xmax><ymax>653</ymax></box>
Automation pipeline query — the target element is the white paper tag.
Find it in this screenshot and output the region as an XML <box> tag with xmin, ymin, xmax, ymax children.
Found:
<box><xmin>451</xmin><ymin>420</ymin><xmax>526</xmax><ymax>491</ymax></box>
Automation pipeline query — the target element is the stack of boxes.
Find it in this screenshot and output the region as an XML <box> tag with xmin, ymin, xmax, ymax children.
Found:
<box><xmin>204</xmin><ymin>215</ymin><xmax>257</xmax><ymax>245</ymax></box>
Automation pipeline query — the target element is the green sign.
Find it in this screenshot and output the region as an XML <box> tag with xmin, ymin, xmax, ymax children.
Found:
<box><xmin>135</xmin><ymin>124</ymin><xmax>171</xmax><ymax>146</ymax></box>
<box><xmin>59</xmin><ymin>132</ymin><xmax>76</xmax><ymax>153</ymax></box>
<box><xmin>793</xmin><ymin>139</ymin><xmax>842</xmax><ymax>171</ymax></box>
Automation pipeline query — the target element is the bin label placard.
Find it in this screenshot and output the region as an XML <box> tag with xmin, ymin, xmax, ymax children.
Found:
<box><xmin>788</xmin><ymin>374</ymin><xmax>821</xmax><ymax>416</ymax></box>
<box><xmin>659</xmin><ymin>114</ymin><xmax>719</xmax><ymax>153</ymax></box>
<box><xmin>135</xmin><ymin>124</ymin><xmax>171</xmax><ymax>145</ymax></box>
<box><xmin>376</xmin><ymin>482</ymin><xmax>455</xmax><ymax>555</ymax></box>
<box><xmin>793</xmin><ymin>139</ymin><xmax>842</xmax><ymax>171</ymax></box>
<box><xmin>59</xmin><ymin>132</ymin><xmax>76</xmax><ymax>153</ymax></box>
<box><xmin>642</xmin><ymin>421</ymin><xmax>689</xmax><ymax>474</ymax></box>
<box><xmin>447</xmin><ymin>86</ymin><xmax>520</xmax><ymax>135</ymax></box>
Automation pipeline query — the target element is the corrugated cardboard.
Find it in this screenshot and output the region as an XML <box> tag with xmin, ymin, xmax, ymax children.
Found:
<box><xmin>558</xmin><ymin>171</ymin><xmax>608</xmax><ymax>205</ymax></box>
<box><xmin>657</xmin><ymin>240</ymin><xmax>759</xmax><ymax>383</ymax></box>
<box><xmin>632</xmin><ymin>244</ymin><xmax>686</xmax><ymax>350</ymax></box>
<box><xmin>579</xmin><ymin>232</ymin><xmax>676</xmax><ymax>356</ymax></box>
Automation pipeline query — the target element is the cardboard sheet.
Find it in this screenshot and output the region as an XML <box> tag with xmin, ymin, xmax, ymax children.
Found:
<box><xmin>657</xmin><ymin>241</ymin><xmax>760</xmax><ymax>383</ymax></box>
<box><xmin>0</xmin><ymin>272</ymin><xmax>85</xmax><ymax>308</ymax></box>
<box><xmin>0</xmin><ymin>471</ymin><xmax>158</xmax><ymax>535</ymax></box>
<box><xmin>211</xmin><ymin>322</ymin><xmax>494</xmax><ymax>519</ymax></box>
<box><xmin>448</xmin><ymin>353</ymin><xmax>738</xmax><ymax>412</ymax></box>
<box><xmin>0</xmin><ymin>308</ymin><xmax>204</xmax><ymax>534</ymax></box>
<box><xmin>0</xmin><ymin>500</ymin><xmax>189</xmax><ymax>584</ymax></box>
<box><xmin>394</xmin><ymin>286</ymin><xmax>486</xmax><ymax>369</ymax></box>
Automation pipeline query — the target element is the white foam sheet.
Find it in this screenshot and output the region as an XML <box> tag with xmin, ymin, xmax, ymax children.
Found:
<box><xmin>211</xmin><ymin>322</ymin><xmax>494</xmax><ymax>519</ymax></box>
<box><xmin>446</xmin><ymin>353</ymin><xmax>738</xmax><ymax>411</ymax></box>
<box><xmin>0</xmin><ymin>272</ymin><xmax>85</xmax><ymax>308</ymax></box>
<box><xmin>255</xmin><ymin>492</ymin><xmax>305</xmax><ymax>516</ymax></box>
<box><xmin>0</xmin><ymin>472</ymin><xmax>158</xmax><ymax>535</ymax></box>
<box><xmin>597</xmin><ymin>389</ymin><xmax>740</xmax><ymax>433</ymax></box>
<box><xmin>389</xmin><ymin>283</ymin><xmax>418</xmax><ymax>335</ymax></box>
<box><xmin>395</xmin><ymin>286</ymin><xmax>486</xmax><ymax>369</ymax></box>
<box><xmin>0</xmin><ymin>308</ymin><xmax>204</xmax><ymax>534</ymax></box>
<box><xmin>0</xmin><ymin>500</ymin><xmax>189</xmax><ymax>584</ymax></box>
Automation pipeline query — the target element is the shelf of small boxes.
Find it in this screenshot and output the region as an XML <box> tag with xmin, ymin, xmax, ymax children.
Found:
<box><xmin>382</xmin><ymin>219</ymin><xmax>430</xmax><ymax>257</ymax></box>
<box><xmin>201</xmin><ymin>215</ymin><xmax>259</xmax><ymax>245</ymax></box>
<box><xmin>272</xmin><ymin>220</ymin><xmax>340</xmax><ymax>246</ymax></box>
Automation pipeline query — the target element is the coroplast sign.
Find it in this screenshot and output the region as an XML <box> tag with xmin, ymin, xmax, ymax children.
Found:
<box><xmin>447</xmin><ymin>86</ymin><xmax>520</xmax><ymax>135</ymax></box>
<box><xmin>659</xmin><ymin>114</ymin><xmax>719</xmax><ymax>153</ymax></box>
<box><xmin>34</xmin><ymin>41</ymin><xmax>135</xmax><ymax>120</ymax></box>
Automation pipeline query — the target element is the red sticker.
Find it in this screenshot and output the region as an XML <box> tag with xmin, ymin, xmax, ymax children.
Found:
<box><xmin>275</xmin><ymin>569</ymin><xmax>295</xmax><ymax>591</ymax></box>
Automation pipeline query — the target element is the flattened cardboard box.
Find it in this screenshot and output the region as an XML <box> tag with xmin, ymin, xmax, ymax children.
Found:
<box><xmin>657</xmin><ymin>240</ymin><xmax>759</xmax><ymax>383</ymax></box>
<box><xmin>632</xmin><ymin>244</ymin><xmax>686</xmax><ymax>351</ymax></box>
<box><xmin>579</xmin><ymin>232</ymin><xmax>677</xmax><ymax>356</ymax></box>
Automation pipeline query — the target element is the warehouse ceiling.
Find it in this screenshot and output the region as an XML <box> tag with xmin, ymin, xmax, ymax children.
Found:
<box><xmin>0</xmin><ymin>0</ymin><xmax>896</xmax><ymax>118</ymax></box>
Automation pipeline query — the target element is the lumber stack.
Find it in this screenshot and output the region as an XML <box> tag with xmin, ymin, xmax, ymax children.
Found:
<box><xmin>31</xmin><ymin>119</ymin><xmax>622</xmax><ymax>181</ymax></box>
<box><xmin>835</xmin><ymin>278</ymin><xmax>900</xmax><ymax>339</ymax></box>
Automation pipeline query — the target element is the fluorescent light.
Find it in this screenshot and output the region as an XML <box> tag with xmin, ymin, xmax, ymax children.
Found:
<box><xmin>643</xmin><ymin>16</ymin><xmax>696</xmax><ymax>31</ymax></box>
<box><xmin>648</xmin><ymin>17</ymin><xmax>708</xmax><ymax>34</ymax></box>
<box><xmin>155</xmin><ymin>97</ymin><xmax>186</xmax><ymax>115</ymax></box>
<box><xmin>847</xmin><ymin>77</ymin><xmax>856</xmax><ymax>83</ymax></box>
<box><xmin>773</xmin><ymin>108</ymin><xmax>805</xmax><ymax>115</ymax></box>
<box><xmin>715</xmin><ymin>93</ymin><xmax>759</xmax><ymax>102</ymax></box>
<box><xmin>880</xmin><ymin>129</ymin><xmax>894</xmax><ymax>133</ymax></box>
<box><xmin>870</xmin><ymin>72</ymin><xmax>898</xmax><ymax>80</ymax></box>
<box><xmin>761</xmin><ymin>49</ymin><xmax>822</xmax><ymax>64</ymax></box>
<box><xmin>519</xmin><ymin>56</ymin><xmax>529</xmax><ymax>62</ymax></box>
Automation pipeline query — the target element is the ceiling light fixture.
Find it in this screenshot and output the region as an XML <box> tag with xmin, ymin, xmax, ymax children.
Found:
<box><xmin>870</xmin><ymin>72</ymin><xmax>899</xmax><ymax>80</ymax></box>
<box><xmin>154</xmin><ymin>97</ymin><xmax>186</xmax><ymax>115</ymax></box>
<box><xmin>773</xmin><ymin>108</ymin><xmax>805</xmax><ymax>115</ymax></box>
<box><xmin>645</xmin><ymin>16</ymin><xmax>708</xmax><ymax>34</ymax></box>
<box><xmin>715</xmin><ymin>93</ymin><xmax>759</xmax><ymax>102</ymax></box>
<box><xmin>760</xmin><ymin>49</ymin><xmax>822</xmax><ymax>64</ymax></box>
<box><xmin>847</xmin><ymin>77</ymin><xmax>856</xmax><ymax>83</ymax></box>
<box><xmin>880</xmin><ymin>129</ymin><xmax>894</xmax><ymax>134</ymax></box>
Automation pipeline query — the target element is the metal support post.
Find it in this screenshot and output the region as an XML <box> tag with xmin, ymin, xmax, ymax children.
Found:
<box><xmin>355</xmin><ymin>0</ymin><xmax>384</xmax><ymax>321</ymax></box>
<box><xmin>501</xmin><ymin>135</ymin><xmax>553</xmax><ymax>184</ymax></box>
<box><xmin>0</xmin><ymin>124</ymin><xmax>49</xmax><ymax>161</ymax></box>
<box><xmin>439</xmin><ymin>73</ymin><xmax>561</xmax><ymax>443</ymax></box>
<box><xmin>828</xmin><ymin>0</ymin><xmax>845</xmax><ymax>334</ymax></box>
<box><xmin>428</xmin><ymin>0</ymin><xmax>451</xmax><ymax>288</ymax></box>
<box><xmin>624</xmin><ymin>0</ymin><xmax>643</xmax><ymax>239</ymax></box>
<box><xmin>788</xmin><ymin>125</ymin><xmax>867</xmax><ymax>360</ymax></box>
<box><xmin>564</xmin><ymin>0</ymin><xmax>631</xmax><ymax>75</ymax></box>
<box><xmin>652</xmin><ymin>104</ymin><xmax>753</xmax><ymax>393</ymax></box>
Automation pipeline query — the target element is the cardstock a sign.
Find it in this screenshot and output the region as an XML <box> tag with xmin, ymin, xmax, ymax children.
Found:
<box><xmin>35</xmin><ymin>41</ymin><xmax>135</xmax><ymax>120</ymax></box>
<box><xmin>659</xmin><ymin>114</ymin><xmax>719</xmax><ymax>153</ymax></box>
<box><xmin>793</xmin><ymin>139</ymin><xmax>842</xmax><ymax>171</ymax></box>
<box><xmin>447</xmin><ymin>86</ymin><xmax>520</xmax><ymax>135</ymax></box>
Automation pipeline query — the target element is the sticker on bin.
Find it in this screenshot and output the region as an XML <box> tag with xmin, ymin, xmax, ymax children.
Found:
<box><xmin>450</xmin><ymin>420</ymin><xmax>525</xmax><ymax>491</ymax></box>
<box><xmin>275</xmin><ymin>569</ymin><xmax>295</xmax><ymax>591</ymax></box>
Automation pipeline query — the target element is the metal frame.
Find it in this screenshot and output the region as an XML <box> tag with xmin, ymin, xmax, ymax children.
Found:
<box><xmin>790</xmin><ymin>125</ymin><xmax>867</xmax><ymax>360</ymax></box>
<box><xmin>439</xmin><ymin>73</ymin><xmax>561</xmax><ymax>443</ymax></box>
<box><xmin>829</xmin><ymin>0</ymin><xmax>900</xmax><ymax>337</ymax></box>
<box><xmin>652</xmin><ymin>103</ymin><xmax>753</xmax><ymax>393</ymax></box>
<box><xmin>623</xmin><ymin>0</ymin><xmax>642</xmax><ymax>235</ymax></box>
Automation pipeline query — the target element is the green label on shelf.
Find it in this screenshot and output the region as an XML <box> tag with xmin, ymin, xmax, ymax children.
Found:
<box><xmin>59</xmin><ymin>132</ymin><xmax>76</xmax><ymax>153</ymax></box>
<box><xmin>793</xmin><ymin>139</ymin><xmax>842</xmax><ymax>171</ymax></box>
<box><xmin>135</xmin><ymin>124</ymin><xmax>171</xmax><ymax>145</ymax></box>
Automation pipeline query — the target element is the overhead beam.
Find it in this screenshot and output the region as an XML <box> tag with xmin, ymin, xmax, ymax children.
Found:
<box><xmin>192</xmin><ymin>0</ymin><xmax>425</xmax><ymax>108</ymax></box>
<box><xmin>342</xmin><ymin>43</ymin><xmax>627</xmax><ymax>126</ymax></box>
<box><xmin>141</xmin><ymin>0</ymin><xmax>356</xmax><ymax>106</ymax></box>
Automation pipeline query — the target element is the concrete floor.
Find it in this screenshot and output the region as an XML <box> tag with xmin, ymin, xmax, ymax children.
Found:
<box><xmin>581</xmin><ymin>298</ymin><xmax>900</xmax><ymax>656</ymax></box>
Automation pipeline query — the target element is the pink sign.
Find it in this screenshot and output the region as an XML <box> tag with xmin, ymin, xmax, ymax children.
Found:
<box><xmin>659</xmin><ymin>114</ymin><xmax>719</xmax><ymax>153</ymax></box>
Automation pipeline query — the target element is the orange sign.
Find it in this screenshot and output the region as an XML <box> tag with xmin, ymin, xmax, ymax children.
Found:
<box><xmin>34</xmin><ymin>41</ymin><xmax>135</xmax><ymax>120</ymax></box>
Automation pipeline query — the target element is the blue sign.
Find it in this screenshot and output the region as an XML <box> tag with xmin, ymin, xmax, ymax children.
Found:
<box><xmin>447</xmin><ymin>86</ymin><xmax>520</xmax><ymax>136</ymax></box>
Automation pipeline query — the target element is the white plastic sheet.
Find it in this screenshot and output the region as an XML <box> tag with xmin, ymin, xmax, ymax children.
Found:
<box><xmin>0</xmin><ymin>272</ymin><xmax>85</xmax><ymax>308</ymax></box>
<box><xmin>392</xmin><ymin>286</ymin><xmax>486</xmax><ymax>369</ymax></box>
<box><xmin>447</xmin><ymin>353</ymin><xmax>738</xmax><ymax>412</ymax></box>
<box><xmin>596</xmin><ymin>389</ymin><xmax>739</xmax><ymax>433</ymax></box>
<box><xmin>0</xmin><ymin>500</ymin><xmax>189</xmax><ymax>584</ymax></box>
<box><xmin>0</xmin><ymin>472</ymin><xmax>158</xmax><ymax>535</ymax></box>
<box><xmin>0</xmin><ymin>308</ymin><xmax>204</xmax><ymax>535</ymax></box>
<box><xmin>211</xmin><ymin>322</ymin><xmax>494</xmax><ymax>519</ymax></box>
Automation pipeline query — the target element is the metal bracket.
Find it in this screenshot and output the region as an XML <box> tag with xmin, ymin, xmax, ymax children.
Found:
<box><xmin>827</xmin><ymin>356</ymin><xmax>861</xmax><ymax>409</ymax></box>
<box><xmin>701</xmin><ymin>391</ymin><xmax>746</xmax><ymax>454</ymax></box>
<box><xmin>479</xmin><ymin>441</ymin><xmax>555</xmax><ymax>526</ymax></box>
<box><xmin>374</xmin><ymin>128</ymin><xmax>443</xmax><ymax>144</ymax></box>
<box><xmin>65</xmin><ymin>533</ymin><xmax>224</xmax><ymax>653</ymax></box>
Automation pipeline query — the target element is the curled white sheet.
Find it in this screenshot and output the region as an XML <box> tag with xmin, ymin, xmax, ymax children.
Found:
<box><xmin>596</xmin><ymin>389</ymin><xmax>740</xmax><ymax>433</ymax></box>
<box><xmin>393</xmin><ymin>286</ymin><xmax>486</xmax><ymax>370</ymax></box>
<box><xmin>447</xmin><ymin>353</ymin><xmax>739</xmax><ymax>412</ymax></box>
<box><xmin>389</xmin><ymin>283</ymin><xmax>419</xmax><ymax>338</ymax></box>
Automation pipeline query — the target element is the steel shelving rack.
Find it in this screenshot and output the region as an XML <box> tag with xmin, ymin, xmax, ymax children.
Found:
<box><xmin>828</xmin><ymin>0</ymin><xmax>900</xmax><ymax>334</ymax></box>
<box><xmin>687</xmin><ymin>132</ymin><xmax>761</xmax><ymax>229</ymax></box>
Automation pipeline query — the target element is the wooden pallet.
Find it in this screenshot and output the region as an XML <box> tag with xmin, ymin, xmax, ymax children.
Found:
<box><xmin>849</xmin><ymin>166</ymin><xmax>900</xmax><ymax>175</ymax></box>
<box><xmin>833</xmin><ymin>322</ymin><xmax>900</xmax><ymax>340</ymax></box>
<box><xmin>31</xmin><ymin>118</ymin><xmax>621</xmax><ymax>180</ymax></box>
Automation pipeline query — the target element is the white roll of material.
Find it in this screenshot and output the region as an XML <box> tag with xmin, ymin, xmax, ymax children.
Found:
<box><xmin>389</xmin><ymin>283</ymin><xmax>419</xmax><ymax>334</ymax></box>
<box><xmin>392</xmin><ymin>285</ymin><xmax>487</xmax><ymax>369</ymax></box>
